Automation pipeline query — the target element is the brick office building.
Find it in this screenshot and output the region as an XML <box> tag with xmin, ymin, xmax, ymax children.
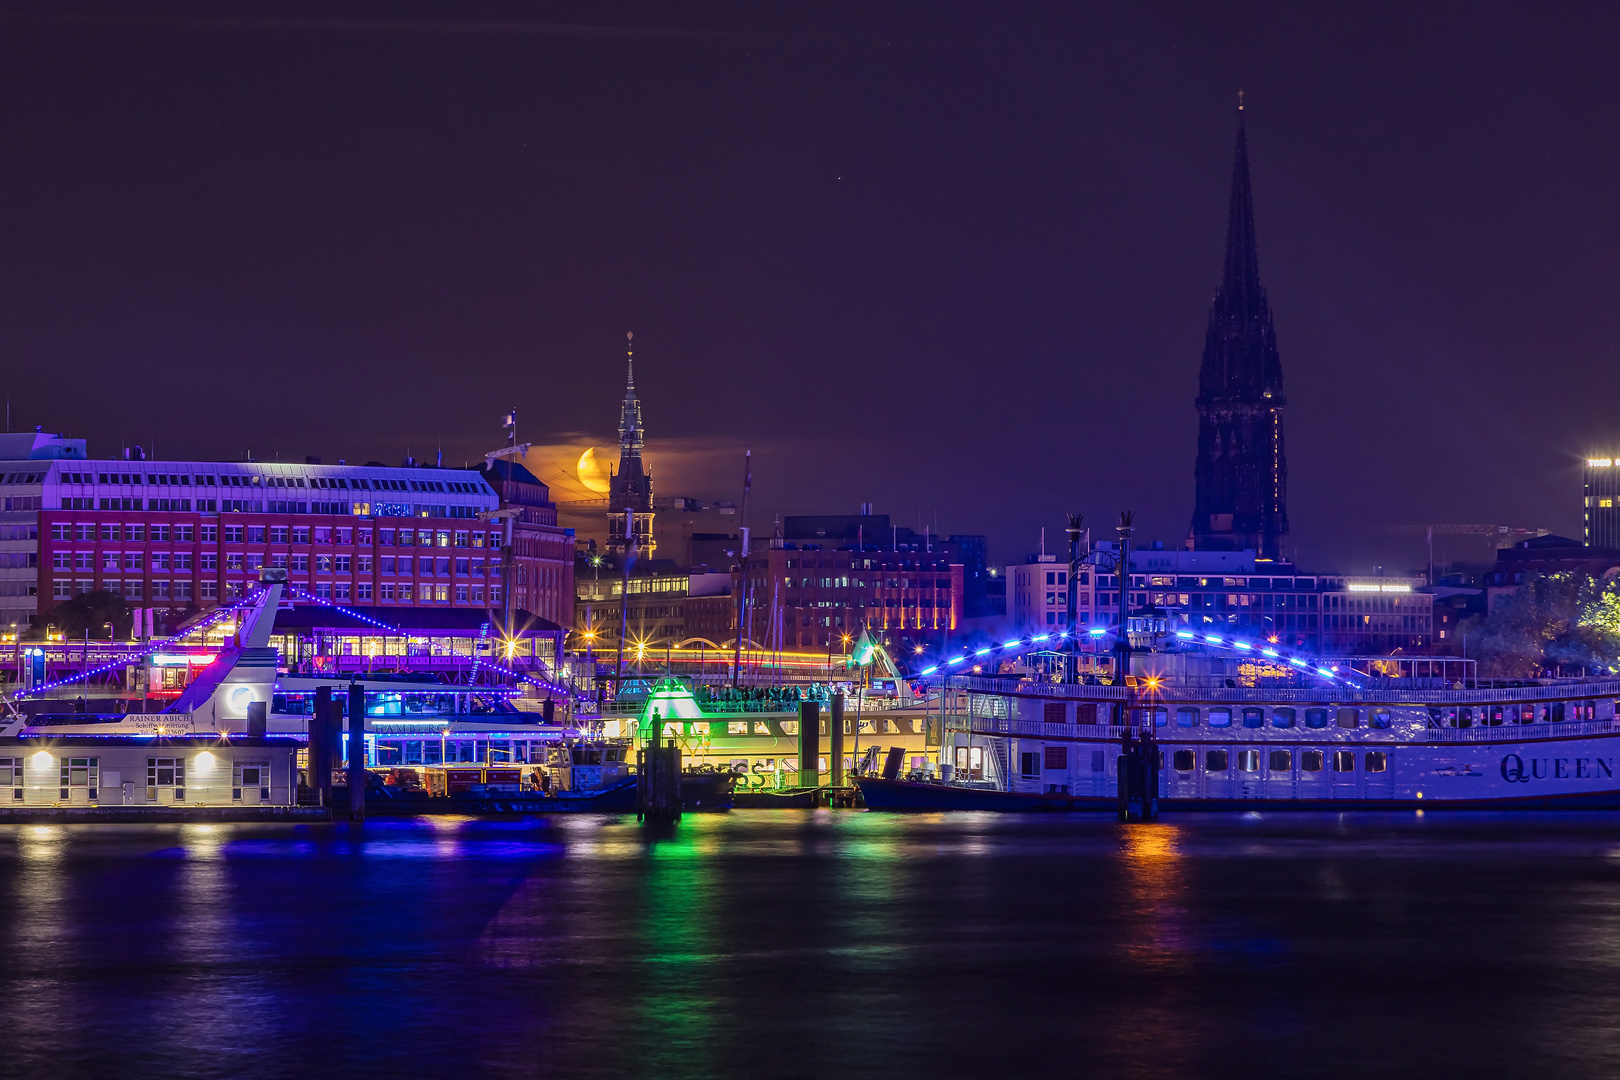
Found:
<box><xmin>0</xmin><ymin>449</ymin><xmax>573</xmax><ymax>633</ymax></box>
<box><xmin>738</xmin><ymin>545</ymin><xmax>964</xmax><ymax>654</ymax></box>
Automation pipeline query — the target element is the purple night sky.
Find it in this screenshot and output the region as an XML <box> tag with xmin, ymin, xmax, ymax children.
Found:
<box><xmin>1</xmin><ymin>2</ymin><xmax>1617</xmax><ymax>572</ymax></box>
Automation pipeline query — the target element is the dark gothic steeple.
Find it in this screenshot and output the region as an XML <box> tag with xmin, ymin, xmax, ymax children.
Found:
<box><xmin>1191</xmin><ymin>102</ymin><xmax>1288</xmax><ymax>559</ymax></box>
<box><xmin>608</xmin><ymin>331</ymin><xmax>655</xmax><ymax>555</ymax></box>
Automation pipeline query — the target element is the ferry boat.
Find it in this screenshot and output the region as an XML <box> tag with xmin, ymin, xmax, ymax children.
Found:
<box><xmin>856</xmin><ymin>628</ymin><xmax>1620</xmax><ymax>811</ymax></box>
<box><xmin>3</xmin><ymin>570</ymin><xmax>738</xmax><ymax>811</ymax></box>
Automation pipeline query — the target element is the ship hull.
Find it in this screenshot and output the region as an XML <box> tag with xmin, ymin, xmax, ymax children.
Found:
<box><xmin>854</xmin><ymin>777</ymin><xmax>1118</xmax><ymax>812</ymax></box>
<box><xmin>856</xmin><ymin>776</ymin><xmax>1620</xmax><ymax>812</ymax></box>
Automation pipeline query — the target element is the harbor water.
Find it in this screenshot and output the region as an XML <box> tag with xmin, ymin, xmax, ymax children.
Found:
<box><xmin>4</xmin><ymin>811</ymin><xmax>1620</xmax><ymax>1078</ymax></box>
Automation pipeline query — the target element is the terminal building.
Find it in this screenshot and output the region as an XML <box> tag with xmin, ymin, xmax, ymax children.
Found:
<box><xmin>0</xmin><ymin>432</ymin><xmax>573</xmax><ymax>637</ymax></box>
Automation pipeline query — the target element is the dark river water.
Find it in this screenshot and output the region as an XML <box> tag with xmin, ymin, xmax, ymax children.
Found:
<box><xmin>4</xmin><ymin>810</ymin><xmax>1620</xmax><ymax>1079</ymax></box>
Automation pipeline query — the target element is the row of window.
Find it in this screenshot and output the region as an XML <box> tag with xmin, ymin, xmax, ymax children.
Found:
<box><xmin>57</xmin><ymin>470</ymin><xmax>485</xmax><ymax>495</ymax></box>
<box><xmin>51</xmin><ymin>580</ymin><xmax>506</xmax><ymax>605</ymax></box>
<box><xmin>1170</xmin><ymin>748</ymin><xmax>1387</xmax><ymax>774</ymax></box>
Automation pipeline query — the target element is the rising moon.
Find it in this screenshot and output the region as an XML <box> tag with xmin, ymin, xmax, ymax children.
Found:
<box><xmin>576</xmin><ymin>447</ymin><xmax>611</xmax><ymax>494</ymax></box>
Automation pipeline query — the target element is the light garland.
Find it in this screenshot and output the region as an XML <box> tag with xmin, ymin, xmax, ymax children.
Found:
<box><xmin>16</xmin><ymin>596</ymin><xmax>256</xmax><ymax>699</ymax></box>
<box><xmin>286</xmin><ymin>587</ymin><xmax>584</xmax><ymax>701</ymax></box>
<box><xmin>911</xmin><ymin>625</ymin><xmax>1362</xmax><ymax>690</ymax></box>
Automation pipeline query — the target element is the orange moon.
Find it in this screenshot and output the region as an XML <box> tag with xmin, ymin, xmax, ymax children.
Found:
<box><xmin>575</xmin><ymin>447</ymin><xmax>610</xmax><ymax>494</ymax></box>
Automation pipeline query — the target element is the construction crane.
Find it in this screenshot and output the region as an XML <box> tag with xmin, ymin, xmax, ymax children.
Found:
<box><xmin>1390</xmin><ymin>524</ymin><xmax>1553</xmax><ymax>584</ymax></box>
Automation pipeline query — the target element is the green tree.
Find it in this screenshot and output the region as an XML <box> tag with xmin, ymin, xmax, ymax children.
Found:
<box><xmin>45</xmin><ymin>590</ymin><xmax>132</xmax><ymax>640</ymax></box>
<box><xmin>1458</xmin><ymin>571</ymin><xmax>1620</xmax><ymax>677</ymax></box>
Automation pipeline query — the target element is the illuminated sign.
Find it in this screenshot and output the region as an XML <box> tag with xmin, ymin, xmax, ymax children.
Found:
<box><xmin>1589</xmin><ymin>459</ymin><xmax>1614</xmax><ymax>468</ymax></box>
<box><xmin>1346</xmin><ymin>583</ymin><xmax>1413</xmax><ymax>593</ymax></box>
<box><xmin>151</xmin><ymin>654</ymin><xmax>218</xmax><ymax>666</ymax></box>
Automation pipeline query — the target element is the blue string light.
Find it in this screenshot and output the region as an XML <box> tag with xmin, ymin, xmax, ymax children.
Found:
<box><xmin>911</xmin><ymin>624</ymin><xmax>1363</xmax><ymax>689</ymax></box>
<box><xmin>16</xmin><ymin>596</ymin><xmax>256</xmax><ymax>699</ymax></box>
<box><xmin>286</xmin><ymin>586</ymin><xmax>408</xmax><ymax>636</ymax></box>
<box><xmin>286</xmin><ymin>586</ymin><xmax>582</xmax><ymax>700</ymax></box>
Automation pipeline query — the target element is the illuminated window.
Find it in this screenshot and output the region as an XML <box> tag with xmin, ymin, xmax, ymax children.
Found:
<box><xmin>1236</xmin><ymin>749</ymin><xmax>1260</xmax><ymax>772</ymax></box>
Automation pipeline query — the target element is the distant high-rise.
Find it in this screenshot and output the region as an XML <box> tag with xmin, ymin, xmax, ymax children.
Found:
<box><xmin>1584</xmin><ymin>456</ymin><xmax>1620</xmax><ymax>548</ymax></box>
<box><xmin>606</xmin><ymin>334</ymin><xmax>655</xmax><ymax>556</ymax></box>
<box><xmin>1191</xmin><ymin>108</ymin><xmax>1289</xmax><ymax>559</ymax></box>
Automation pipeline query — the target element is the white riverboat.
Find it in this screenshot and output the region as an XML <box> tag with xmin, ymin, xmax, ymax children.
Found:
<box><xmin>859</xmin><ymin>632</ymin><xmax>1620</xmax><ymax>811</ymax></box>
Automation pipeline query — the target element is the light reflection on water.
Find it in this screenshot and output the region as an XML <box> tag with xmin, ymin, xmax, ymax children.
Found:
<box><xmin>4</xmin><ymin>812</ymin><xmax>1620</xmax><ymax>1078</ymax></box>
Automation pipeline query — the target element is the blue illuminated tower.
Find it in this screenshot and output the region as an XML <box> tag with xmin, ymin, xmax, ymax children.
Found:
<box><xmin>1191</xmin><ymin>103</ymin><xmax>1289</xmax><ymax>559</ymax></box>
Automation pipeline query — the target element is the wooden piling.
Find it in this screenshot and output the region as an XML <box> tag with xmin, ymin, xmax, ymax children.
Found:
<box><xmin>311</xmin><ymin>686</ymin><xmax>332</xmax><ymax>807</ymax></box>
<box><xmin>799</xmin><ymin>700</ymin><xmax>820</xmax><ymax>789</ymax></box>
<box><xmin>347</xmin><ymin>681</ymin><xmax>366</xmax><ymax>822</ymax></box>
<box><xmin>829</xmin><ymin>691</ymin><xmax>845</xmax><ymax>788</ymax></box>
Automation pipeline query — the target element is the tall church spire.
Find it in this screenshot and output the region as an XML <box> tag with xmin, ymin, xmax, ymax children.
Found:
<box><xmin>1191</xmin><ymin>101</ymin><xmax>1289</xmax><ymax>561</ymax></box>
<box><xmin>607</xmin><ymin>330</ymin><xmax>655</xmax><ymax>556</ymax></box>
<box><xmin>618</xmin><ymin>331</ymin><xmax>643</xmax><ymax>459</ymax></box>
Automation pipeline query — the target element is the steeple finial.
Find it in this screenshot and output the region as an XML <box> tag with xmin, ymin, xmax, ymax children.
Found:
<box><xmin>1237</xmin><ymin>87</ymin><xmax>1244</xmax><ymax>112</ymax></box>
<box><xmin>1220</xmin><ymin>114</ymin><xmax>1260</xmax><ymax>306</ymax></box>
<box><xmin>626</xmin><ymin>330</ymin><xmax>634</xmax><ymax>389</ymax></box>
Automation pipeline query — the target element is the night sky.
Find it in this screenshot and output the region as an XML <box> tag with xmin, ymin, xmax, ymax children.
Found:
<box><xmin>2</xmin><ymin>2</ymin><xmax>1617</xmax><ymax>573</ymax></box>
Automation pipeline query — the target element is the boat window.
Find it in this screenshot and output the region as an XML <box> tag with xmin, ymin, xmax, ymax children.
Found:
<box><xmin>1091</xmin><ymin>750</ymin><xmax>1106</xmax><ymax>772</ymax></box>
<box><xmin>1364</xmin><ymin>751</ymin><xmax>1387</xmax><ymax>773</ymax></box>
<box><xmin>1545</xmin><ymin>702</ymin><xmax>1565</xmax><ymax>723</ymax></box>
<box><xmin>1173</xmin><ymin>749</ymin><xmax>1195</xmax><ymax>772</ymax></box>
<box><xmin>1205</xmin><ymin>750</ymin><xmax>1229</xmax><ymax>772</ymax></box>
<box><xmin>1208</xmin><ymin>708</ymin><xmax>1232</xmax><ymax>728</ymax></box>
<box><xmin>1237</xmin><ymin>749</ymin><xmax>1260</xmax><ymax>772</ymax></box>
<box><xmin>1242</xmin><ymin>707</ymin><xmax>1265</xmax><ymax>728</ymax></box>
<box><xmin>1176</xmin><ymin>707</ymin><xmax>1199</xmax><ymax>728</ymax></box>
<box><xmin>1269</xmin><ymin>750</ymin><xmax>1292</xmax><ymax>771</ymax></box>
<box><xmin>1370</xmin><ymin>709</ymin><xmax>1392</xmax><ymax>729</ymax></box>
<box><xmin>1336</xmin><ymin>708</ymin><xmax>1360</xmax><ymax>729</ymax></box>
<box><xmin>1333</xmin><ymin>750</ymin><xmax>1356</xmax><ymax>773</ymax></box>
<box><xmin>1020</xmin><ymin>752</ymin><xmax>1040</xmax><ymax>779</ymax></box>
<box><xmin>1044</xmin><ymin>702</ymin><xmax>1067</xmax><ymax>724</ymax></box>
<box><xmin>1488</xmin><ymin>706</ymin><xmax>1505</xmax><ymax>726</ymax></box>
<box><xmin>1152</xmin><ymin>707</ymin><xmax>1167</xmax><ymax>727</ymax></box>
<box><xmin>1272</xmin><ymin>707</ymin><xmax>1296</xmax><ymax>729</ymax></box>
<box><xmin>1044</xmin><ymin>746</ymin><xmax>1068</xmax><ymax>770</ymax></box>
<box><xmin>1305</xmin><ymin>708</ymin><xmax>1328</xmax><ymax>729</ymax></box>
<box><xmin>1301</xmin><ymin>750</ymin><xmax>1324</xmax><ymax>773</ymax></box>
<box><xmin>1456</xmin><ymin>707</ymin><xmax>1473</xmax><ymax>729</ymax></box>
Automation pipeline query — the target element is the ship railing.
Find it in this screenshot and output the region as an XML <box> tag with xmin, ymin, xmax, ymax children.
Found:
<box><xmin>1422</xmin><ymin>719</ymin><xmax>1620</xmax><ymax>742</ymax></box>
<box><xmin>945</xmin><ymin>674</ymin><xmax>1620</xmax><ymax>707</ymax></box>
<box><xmin>945</xmin><ymin>716</ymin><xmax>1144</xmax><ymax>740</ymax></box>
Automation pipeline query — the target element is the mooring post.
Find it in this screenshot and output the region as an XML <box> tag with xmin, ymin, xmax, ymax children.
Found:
<box><xmin>799</xmin><ymin>699</ymin><xmax>821</xmax><ymax>790</ymax></box>
<box><xmin>829</xmin><ymin>691</ymin><xmax>845</xmax><ymax>791</ymax></box>
<box><xmin>312</xmin><ymin>685</ymin><xmax>331</xmax><ymax>807</ymax></box>
<box><xmin>347</xmin><ymin>680</ymin><xmax>366</xmax><ymax>822</ymax></box>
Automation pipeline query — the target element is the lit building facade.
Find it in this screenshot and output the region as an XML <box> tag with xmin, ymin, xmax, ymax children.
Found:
<box><xmin>0</xmin><ymin>449</ymin><xmax>574</xmax><ymax>633</ymax></box>
<box><xmin>739</xmin><ymin>547</ymin><xmax>964</xmax><ymax>653</ymax></box>
<box><xmin>1584</xmin><ymin>456</ymin><xmax>1620</xmax><ymax>549</ymax></box>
